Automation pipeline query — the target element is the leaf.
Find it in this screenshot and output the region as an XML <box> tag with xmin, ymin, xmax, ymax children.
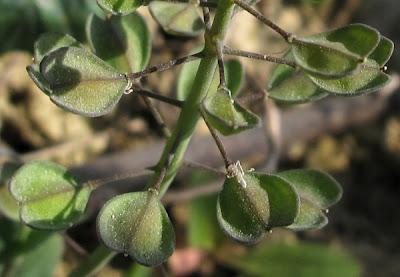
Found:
<box><xmin>86</xmin><ymin>12</ymin><xmax>151</xmax><ymax>72</ymax></box>
<box><xmin>33</xmin><ymin>0</ymin><xmax>70</xmax><ymax>34</ymax></box>
<box><xmin>28</xmin><ymin>33</ymin><xmax>81</xmax><ymax>96</ymax></box>
<box><xmin>177</xmin><ymin>58</ymin><xmax>244</xmax><ymax>101</ymax></box>
<box><xmin>39</xmin><ymin>46</ymin><xmax>128</xmax><ymax>117</ymax></box>
<box><xmin>12</xmin><ymin>232</ymin><xmax>64</xmax><ymax>277</ymax></box>
<box><xmin>223</xmin><ymin>242</ymin><xmax>361</xmax><ymax>277</ymax></box>
<box><xmin>178</xmin><ymin>58</ymin><xmax>245</xmax><ymax>100</ymax></box>
<box><xmin>34</xmin><ymin>33</ymin><xmax>80</xmax><ymax>63</ymax></box>
<box><xmin>97</xmin><ymin>0</ymin><xmax>143</xmax><ymax>16</ymax></box>
<box><xmin>217</xmin><ymin>169</ymin><xmax>299</xmax><ymax>243</ymax></box>
<box><xmin>368</xmin><ymin>36</ymin><xmax>394</xmax><ymax>67</ymax></box>
<box><xmin>267</xmin><ymin>51</ymin><xmax>328</xmax><ymax>103</ymax></box>
<box><xmin>9</xmin><ymin>160</ymin><xmax>92</xmax><ymax>230</ymax></box>
<box><xmin>97</xmin><ymin>190</ymin><xmax>175</xmax><ymax>266</ymax></box>
<box><xmin>0</xmin><ymin>162</ymin><xmax>20</xmax><ymax>221</ymax></box>
<box><xmin>276</xmin><ymin>169</ymin><xmax>342</xmax><ymax>230</ymax></box>
<box><xmin>291</xmin><ymin>24</ymin><xmax>380</xmax><ymax>77</ymax></box>
<box><xmin>308</xmin><ymin>59</ymin><xmax>391</xmax><ymax>96</ymax></box>
<box><xmin>201</xmin><ymin>87</ymin><xmax>260</xmax><ymax>136</ymax></box>
<box><xmin>149</xmin><ymin>1</ymin><xmax>204</xmax><ymax>37</ymax></box>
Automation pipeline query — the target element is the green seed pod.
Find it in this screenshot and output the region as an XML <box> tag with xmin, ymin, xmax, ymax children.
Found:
<box><xmin>217</xmin><ymin>163</ymin><xmax>298</xmax><ymax>244</ymax></box>
<box><xmin>97</xmin><ymin>190</ymin><xmax>175</xmax><ymax>266</ymax></box>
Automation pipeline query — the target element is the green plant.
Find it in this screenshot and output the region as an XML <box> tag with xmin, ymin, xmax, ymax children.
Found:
<box><xmin>6</xmin><ymin>0</ymin><xmax>394</xmax><ymax>273</ymax></box>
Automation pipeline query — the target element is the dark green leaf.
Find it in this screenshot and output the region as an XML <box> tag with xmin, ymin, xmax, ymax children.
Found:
<box><xmin>177</xmin><ymin>58</ymin><xmax>244</xmax><ymax>101</ymax></box>
<box><xmin>368</xmin><ymin>36</ymin><xmax>394</xmax><ymax>67</ymax></box>
<box><xmin>277</xmin><ymin>169</ymin><xmax>342</xmax><ymax>209</ymax></box>
<box><xmin>267</xmin><ymin>51</ymin><xmax>328</xmax><ymax>103</ymax></box>
<box><xmin>149</xmin><ymin>1</ymin><xmax>204</xmax><ymax>37</ymax></box>
<box><xmin>97</xmin><ymin>0</ymin><xmax>143</xmax><ymax>16</ymax></box>
<box><xmin>34</xmin><ymin>33</ymin><xmax>81</xmax><ymax>64</ymax></box>
<box><xmin>308</xmin><ymin>59</ymin><xmax>391</xmax><ymax>96</ymax></box>
<box><xmin>26</xmin><ymin>64</ymin><xmax>52</xmax><ymax>96</ymax></box>
<box><xmin>97</xmin><ymin>190</ymin><xmax>175</xmax><ymax>266</ymax></box>
<box><xmin>276</xmin><ymin>169</ymin><xmax>342</xmax><ymax>230</ymax></box>
<box><xmin>40</xmin><ymin>47</ymin><xmax>128</xmax><ymax>117</ymax></box>
<box><xmin>10</xmin><ymin>160</ymin><xmax>91</xmax><ymax>230</ymax></box>
<box><xmin>86</xmin><ymin>12</ymin><xmax>151</xmax><ymax>72</ymax></box>
<box><xmin>224</xmin><ymin>242</ymin><xmax>361</xmax><ymax>277</ymax></box>
<box><xmin>291</xmin><ymin>24</ymin><xmax>380</xmax><ymax>77</ymax></box>
<box><xmin>201</xmin><ymin>87</ymin><xmax>260</xmax><ymax>136</ymax></box>
<box><xmin>28</xmin><ymin>33</ymin><xmax>82</xmax><ymax>96</ymax></box>
<box><xmin>287</xmin><ymin>199</ymin><xmax>328</xmax><ymax>231</ymax></box>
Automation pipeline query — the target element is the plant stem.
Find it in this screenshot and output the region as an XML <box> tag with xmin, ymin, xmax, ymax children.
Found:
<box><xmin>200</xmin><ymin>110</ymin><xmax>232</xmax><ymax>169</ymax></box>
<box><xmin>69</xmin><ymin>245</ymin><xmax>115</xmax><ymax>277</ymax></box>
<box><xmin>146</xmin><ymin>0</ymin><xmax>236</xmax><ymax>197</ymax></box>
<box><xmin>216</xmin><ymin>42</ymin><xmax>226</xmax><ymax>88</ymax></box>
<box><xmin>127</xmin><ymin>53</ymin><xmax>202</xmax><ymax>80</ymax></box>
<box><xmin>223</xmin><ymin>46</ymin><xmax>296</xmax><ymax>67</ymax></box>
<box><xmin>135</xmin><ymin>88</ymin><xmax>184</xmax><ymax>107</ymax></box>
<box><xmin>140</xmin><ymin>95</ymin><xmax>171</xmax><ymax>137</ymax></box>
<box><xmin>233</xmin><ymin>0</ymin><xmax>291</xmax><ymax>41</ymax></box>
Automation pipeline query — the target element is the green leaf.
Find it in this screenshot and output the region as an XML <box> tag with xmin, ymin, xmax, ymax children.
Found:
<box><xmin>267</xmin><ymin>51</ymin><xmax>328</xmax><ymax>103</ymax></box>
<box><xmin>12</xmin><ymin>232</ymin><xmax>64</xmax><ymax>277</ymax></box>
<box><xmin>287</xmin><ymin>199</ymin><xmax>328</xmax><ymax>231</ymax></box>
<box><xmin>9</xmin><ymin>160</ymin><xmax>91</xmax><ymax>230</ymax></box>
<box><xmin>97</xmin><ymin>0</ymin><xmax>143</xmax><ymax>16</ymax></box>
<box><xmin>201</xmin><ymin>87</ymin><xmax>260</xmax><ymax>136</ymax></box>
<box><xmin>276</xmin><ymin>169</ymin><xmax>342</xmax><ymax>230</ymax></box>
<box><xmin>368</xmin><ymin>36</ymin><xmax>394</xmax><ymax>67</ymax></box>
<box><xmin>39</xmin><ymin>46</ymin><xmax>128</xmax><ymax>117</ymax></box>
<box><xmin>217</xmin><ymin>168</ymin><xmax>299</xmax><ymax>243</ymax></box>
<box><xmin>224</xmin><ymin>242</ymin><xmax>361</xmax><ymax>277</ymax></box>
<box><xmin>26</xmin><ymin>64</ymin><xmax>52</xmax><ymax>96</ymax></box>
<box><xmin>28</xmin><ymin>33</ymin><xmax>81</xmax><ymax>96</ymax></box>
<box><xmin>291</xmin><ymin>24</ymin><xmax>380</xmax><ymax>77</ymax></box>
<box><xmin>149</xmin><ymin>1</ymin><xmax>204</xmax><ymax>37</ymax></box>
<box><xmin>0</xmin><ymin>162</ymin><xmax>20</xmax><ymax>221</ymax></box>
<box><xmin>177</xmin><ymin>58</ymin><xmax>244</xmax><ymax>101</ymax></box>
<box><xmin>34</xmin><ymin>33</ymin><xmax>81</xmax><ymax>64</ymax></box>
<box><xmin>97</xmin><ymin>190</ymin><xmax>175</xmax><ymax>266</ymax></box>
<box><xmin>86</xmin><ymin>12</ymin><xmax>151</xmax><ymax>72</ymax></box>
<box><xmin>308</xmin><ymin>59</ymin><xmax>391</xmax><ymax>96</ymax></box>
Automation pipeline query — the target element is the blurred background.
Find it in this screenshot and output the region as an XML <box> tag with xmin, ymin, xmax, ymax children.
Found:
<box><xmin>0</xmin><ymin>0</ymin><xmax>400</xmax><ymax>276</ymax></box>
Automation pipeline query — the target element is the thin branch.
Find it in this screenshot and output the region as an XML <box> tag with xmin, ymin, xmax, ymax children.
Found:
<box><xmin>182</xmin><ymin>160</ymin><xmax>225</xmax><ymax>176</ymax></box>
<box><xmin>153</xmin><ymin>166</ymin><xmax>167</xmax><ymax>191</ymax></box>
<box><xmin>202</xmin><ymin>7</ymin><xmax>212</xmax><ymax>30</ymax></box>
<box><xmin>127</xmin><ymin>53</ymin><xmax>202</xmax><ymax>80</ymax></box>
<box><xmin>63</xmin><ymin>233</ymin><xmax>88</xmax><ymax>256</ymax></box>
<box><xmin>140</xmin><ymin>95</ymin><xmax>172</xmax><ymax>137</ymax></box>
<box><xmin>216</xmin><ymin>42</ymin><xmax>226</xmax><ymax>88</ymax></box>
<box><xmin>200</xmin><ymin>109</ymin><xmax>232</xmax><ymax>169</ymax></box>
<box><xmin>135</xmin><ymin>88</ymin><xmax>184</xmax><ymax>108</ymax></box>
<box><xmin>69</xmin><ymin>246</ymin><xmax>115</xmax><ymax>277</ymax></box>
<box><xmin>232</xmin><ymin>0</ymin><xmax>292</xmax><ymax>41</ymax></box>
<box><xmin>89</xmin><ymin>169</ymin><xmax>153</xmax><ymax>190</ymax></box>
<box><xmin>223</xmin><ymin>46</ymin><xmax>296</xmax><ymax>67</ymax></box>
<box><xmin>163</xmin><ymin>179</ymin><xmax>223</xmax><ymax>204</ymax></box>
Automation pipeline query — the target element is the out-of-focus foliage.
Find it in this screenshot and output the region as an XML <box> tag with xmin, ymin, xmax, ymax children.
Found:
<box><xmin>0</xmin><ymin>219</ymin><xmax>64</xmax><ymax>277</ymax></box>
<box><xmin>0</xmin><ymin>0</ymin><xmax>100</xmax><ymax>53</ymax></box>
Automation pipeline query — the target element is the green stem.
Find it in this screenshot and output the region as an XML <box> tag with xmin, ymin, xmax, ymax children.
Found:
<box><xmin>146</xmin><ymin>0</ymin><xmax>235</xmax><ymax>196</ymax></box>
<box><xmin>69</xmin><ymin>245</ymin><xmax>116</xmax><ymax>277</ymax></box>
